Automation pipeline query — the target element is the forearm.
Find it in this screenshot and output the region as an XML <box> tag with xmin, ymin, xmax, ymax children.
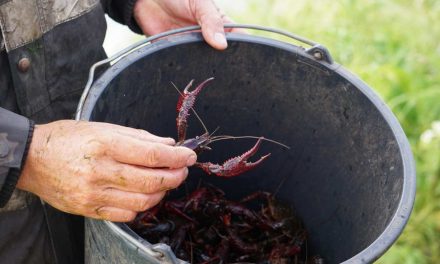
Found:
<box><xmin>0</xmin><ymin>107</ymin><xmax>34</xmax><ymax>207</ymax></box>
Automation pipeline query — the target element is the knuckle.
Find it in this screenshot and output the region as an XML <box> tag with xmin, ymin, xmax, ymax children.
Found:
<box><xmin>125</xmin><ymin>211</ymin><xmax>137</xmax><ymax>222</ymax></box>
<box><xmin>163</xmin><ymin>169</ymin><xmax>185</xmax><ymax>189</ymax></box>
<box><xmin>83</xmin><ymin>208</ymin><xmax>98</xmax><ymax>219</ymax></box>
<box><xmin>85</xmin><ymin>138</ymin><xmax>105</xmax><ymax>155</ymax></box>
<box><xmin>144</xmin><ymin>145</ymin><xmax>161</xmax><ymax>166</ymax></box>
<box><xmin>199</xmin><ymin>12</ymin><xmax>211</xmax><ymax>23</ymax></box>
<box><xmin>213</xmin><ymin>15</ymin><xmax>224</xmax><ymax>26</ymax></box>
<box><xmin>140</xmin><ymin>174</ymin><xmax>154</xmax><ymax>193</ymax></box>
<box><xmin>175</xmin><ymin>167</ymin><xmax>188</xmax><ymax>182</ymax></box>
<box><xmin>136</xmin><ymin>129</ymin><xmax>150</xmax><ymax>140</ymax></box>
<box><xmin>94</xmin><ymin>206</ymin><xmax>107</xmax><ymax>219</ymax></box>
<box><xmin>111</xmin><ymin>166</ymin><xmax>126</xmax><ymax>186</ymax></box>
<box><xmin>99</xmin><ymin>133</ymin><xmax>113</xmax><ymax>146</ymax></box>
<box><xmin>137</xmin><ymin>197</ymin><xmax>151</xmax><ymax>211</ymax></box>
<box><xmin>176</xmin><ymin>148</ymin><xmax>188</xmax><ymax>164</ymax></box>
<box><xmin>152</xmin><ymin>192</ymin><xmax>166</xmax><ymax>206</ymax></box>
<box><xmin>99</xmin><ymin>133</ymin><xmax>118</xmax><ymax>155</ymax></box>
<box><xmin>172</xmin><ymin>148</ymin><xmax>187</xmax><ymax>167</ymax></box>
<box><xmin>109</xmin><ymin>136</ymin><xmax>119</xmax><ymax>153</ymax></box>
<box><xmin>138</xmin><ymin>129</ymin><xmax>151</xmax><ymax>137</ymax></box>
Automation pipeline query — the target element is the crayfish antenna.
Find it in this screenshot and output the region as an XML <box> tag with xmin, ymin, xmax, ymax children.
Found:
<box><xmin>209</xmin><ymin>135</ymin><xmax>290</xmax><ymax>149</ymax></box>
<box><xmin>190</xmin><ymin>107</ymin><xmax>210</xmax><ymax>135</ymax></box>
<box><xmin>209</xmin><ymin>126</ymin><xmax>221</xmax><ymax>137</ymax></box>
<box><xmin>171</xmin><ymin>81</ymin><xmax>184</xmax><ymax>96</ymax></box>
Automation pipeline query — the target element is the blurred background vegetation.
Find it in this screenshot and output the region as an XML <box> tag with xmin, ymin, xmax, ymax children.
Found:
<box><xmin>105</xmin><ymin>0</ymin><xmax>440</xmax><ymax>262</ymax></box>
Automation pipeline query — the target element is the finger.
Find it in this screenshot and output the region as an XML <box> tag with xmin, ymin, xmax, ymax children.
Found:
<box><xmin>102</xmin><ymin>161</ymin><xmax>188</xmax><ymax>193</ymax></box>
<box><xmin>115</xmin><ymin>129</ymin><xmax>175</xmax><ymax>145</ymax></box>
<box><xmin>196</xmin><ymin>0</ymin><xmax>228</xmax><ymax>50</ymax></box>
<box><xmin>94</xmin><ymin>206</ymin><xmax>137</xmax><ymax>222</ymax></box>
<box><xmin>107</xmin><ymin>135</ymin><xmax>197</xmax><ymax>168</ymax></box>
<box><xmin>222</xmin><ymin>16</ymin><xmax>248</xmax><ymax>34</ymax></box>
<box><xmin>100</xmin><ymin>189</ymin><xmax>166</xmax><ymax>212</ymax></box>
<box><xmin>95</xmin><ymin>122</ymin><xmax>175</xmax><ymax>145</ymax></box>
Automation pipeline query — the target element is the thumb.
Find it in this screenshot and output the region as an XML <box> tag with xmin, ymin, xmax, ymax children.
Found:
<box><xmin>195</xmin><ymin>0</ymin><xmax>228</xmax><ymax>50</ymax></box>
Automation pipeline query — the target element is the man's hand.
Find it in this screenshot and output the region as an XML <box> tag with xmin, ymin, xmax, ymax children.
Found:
<box><xmin>17</xmin><ymin>120</ymin><xmax>196</xmax><ymax>222</ymax></box>
<box><xmin>133</xmin><ymin>0</ymin><xmax>242</xmax><ymax>50</ymax></box>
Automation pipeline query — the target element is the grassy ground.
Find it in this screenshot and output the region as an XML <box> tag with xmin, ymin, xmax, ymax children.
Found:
<box><xmin>218</xmin><ymin>0</ymin><xmax>440</xmax><ymax>263</ymax></box>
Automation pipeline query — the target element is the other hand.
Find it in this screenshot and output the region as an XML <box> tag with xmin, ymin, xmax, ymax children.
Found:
<box><xmin>133</xmin><ymin>0</ymin><xmax>243</xmax><ymax>50</ymax></box>
<box><xmin>17</xmin><ymin>120</ymin><xmax>196</xmax><ymax>222</ymax></box>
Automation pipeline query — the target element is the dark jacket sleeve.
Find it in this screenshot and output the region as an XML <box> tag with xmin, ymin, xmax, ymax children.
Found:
<box><xmin>0</xmin><ymin>107</ymin><xmax>33</xmax><ymax>207</ymax></box>
<box><xmin>101</xmin><ymin>0</ymin><xmax>143</xmax><ymax>34</ymax></box>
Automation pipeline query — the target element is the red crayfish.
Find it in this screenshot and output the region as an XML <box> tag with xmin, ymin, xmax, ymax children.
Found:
<box><xmin>129</xmin><ymin>184</ymin><xmax>323</xmax><ymax>263</ymax></box>
<box><xmin>172</xmin><ymin>77</ymin><xmax>288</xmax><ymax>177</ymax></box>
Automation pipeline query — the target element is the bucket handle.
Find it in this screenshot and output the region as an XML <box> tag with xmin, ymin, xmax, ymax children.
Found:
<box><xmin>75</xmin><ymin>23</ymin><xmax>333</xmax><ymax>119</ymax></box>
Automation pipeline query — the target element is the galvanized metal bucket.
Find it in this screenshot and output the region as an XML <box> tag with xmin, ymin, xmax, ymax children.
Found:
<box><xmin>76</xmin><ymin>24</ymin><xmax>416</xmax><ymax>264</ymax></box>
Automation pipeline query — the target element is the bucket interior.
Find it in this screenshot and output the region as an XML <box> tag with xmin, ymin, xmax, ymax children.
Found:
<box><xmin>87</xmin><ymin>35</ymin><xmax>405</xmax><ymax>263</ymax></box>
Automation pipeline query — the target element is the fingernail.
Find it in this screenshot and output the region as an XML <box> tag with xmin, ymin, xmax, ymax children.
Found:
<box><xmin>214</xmin><ymin>32</ymin><xmax>227</xmax><ymax>48</ymax></box>
<box><xmin>186</xmin><ymin>154</ymin><xmax>197</xmax><ymax>166</ymax></box>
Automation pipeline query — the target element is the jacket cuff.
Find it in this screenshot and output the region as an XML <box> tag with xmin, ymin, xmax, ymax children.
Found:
<box><xmin>105</xmin><ymin>0</ymin><xmax>143</xmax><ymax>34</ymax></box>
<box><xmin>0</xmin><ymin>120</ymin><xmax>34</xmax><ymax>207</ymax></box>
<box><xmin>124</xmin><ymin>0</ymin><xmax>143</xmax><ymax>34</ymax></box>
<box><xmin>0</xmin><ymin>108</ymin><xmax>30</xmax><ymax>168</ymax></box>
<box><xmin>0</xmin><ymin>108</ymin><xmax>34</xmax><ymax>207</ymax></box>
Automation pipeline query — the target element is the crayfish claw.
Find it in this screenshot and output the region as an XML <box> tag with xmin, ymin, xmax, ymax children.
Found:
<box><xmin>195</xmin><ymin>138</ymin><xmax>271</xmax><ymax>177</ymax></box>
<box><xmin>182</xmin><ymin>79</ymin><xmax>195</xmax><ymax>93</ymax></box>
<box><xmin>176</xmin><ymin>77</ymin><xmax>214</xmax><ymax>142</ymax></box>
<box><xmin>247</xmin><ymin>153</ymin><xmax>271</xmax><ymax>168</ymax></box>
<box><xmin>240</xmin><ymin>137</ymin><xmax>265</xmax><ymax>160</ymax></box>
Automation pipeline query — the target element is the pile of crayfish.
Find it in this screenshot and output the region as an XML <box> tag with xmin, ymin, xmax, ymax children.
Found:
<box><xmin>129</xmin><ymin>185</ymin><xmax>323</xmax><ymax>263</ymax></box>
<box><xmin>129</xmin><ymin>78</ymin><xmax>325</xmax><ymax>262</ymax></box>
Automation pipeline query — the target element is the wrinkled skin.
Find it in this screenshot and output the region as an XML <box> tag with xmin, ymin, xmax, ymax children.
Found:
<box><xmin>17</xmin><ymin>120</ymin><xmax>197</xmax><ymax>222</ymax></box>
<box><xmin>17</xmin><ymin>0</ymin><xmax>240</xmax><ymax>222</ymax></box>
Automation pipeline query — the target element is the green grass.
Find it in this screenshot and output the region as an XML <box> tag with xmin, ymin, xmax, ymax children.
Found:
<box><xmin>219</xmin><ymin>0</ymin><xmax>440</xmax><ymax>263</ymax></box>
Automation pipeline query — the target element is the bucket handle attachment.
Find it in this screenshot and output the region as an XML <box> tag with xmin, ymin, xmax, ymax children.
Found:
<box><xmin>76</xmin><ymin>23</ymin><xmax>333</xmax><ymax>119</ymax></box>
